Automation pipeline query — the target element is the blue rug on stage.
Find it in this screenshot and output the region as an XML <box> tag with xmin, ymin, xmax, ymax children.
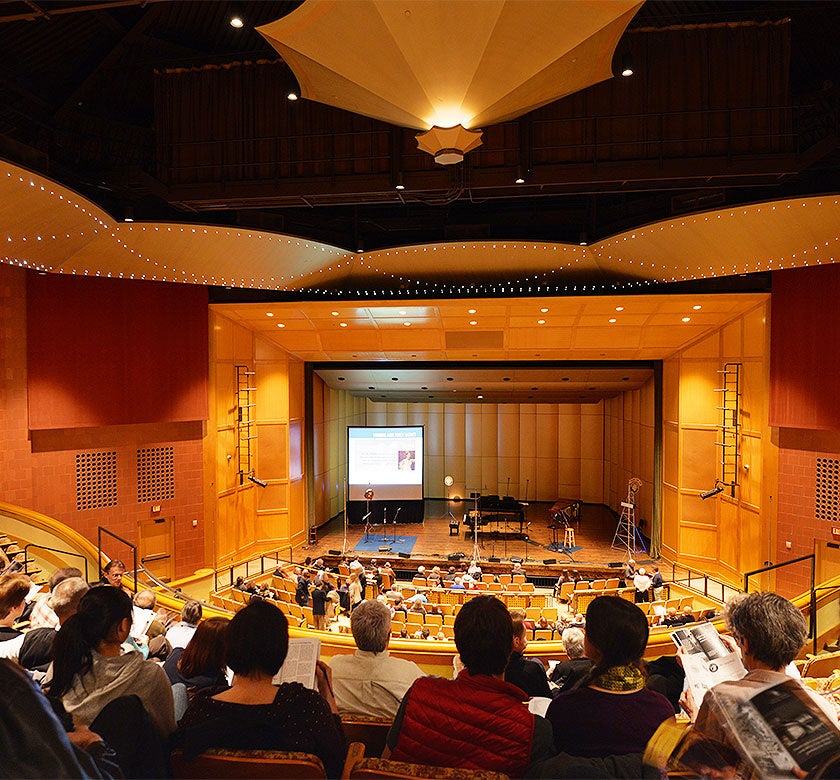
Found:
<box><xmin>354</xmin><ymin>534</ymin><xmax>417</xmax><ymax>556</ymax></box>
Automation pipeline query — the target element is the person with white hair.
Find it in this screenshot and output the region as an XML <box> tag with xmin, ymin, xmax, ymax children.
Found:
<box><xmin>330</xmin><ymin>599</ymin><xmax>424</xmax><ymax>718</ymax></box>
<box><xmin>549</xmin><ymin>627</ymin><xmax>593</xmax><ymax>692</ymax></box>
<box><xmin>633</xmin><ymin>567</ymin><xmax>651</xmax><ymax>603</ymax></box>
<box><xmin>450</xmin><ymin>576</ymin><xmax>466</xmax><ymax>591</ymax></box>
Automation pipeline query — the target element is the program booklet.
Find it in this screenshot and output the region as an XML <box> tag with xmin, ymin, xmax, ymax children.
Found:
<box><xmin>671</xmin><ymin>621</ymin><xmax>746</xmax><ymax>701</ymax></box>
<box><xmin>272</xmin><ymin>636</ymin><xmax>321</xmax><ymax>690</ymax></box>
<box><xmin>646</xmin><ymin>678</ymin><xmax>840</xmax><ymax>778</ymax></box>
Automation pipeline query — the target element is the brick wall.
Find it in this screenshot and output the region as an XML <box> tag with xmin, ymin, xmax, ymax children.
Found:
<box><xmin>0</xmin><ymin>265</ymin><xmax>208</xmax><ymax>579</ymax></box>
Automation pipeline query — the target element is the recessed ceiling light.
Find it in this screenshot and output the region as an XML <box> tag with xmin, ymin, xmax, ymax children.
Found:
<box><xmin>682</xmin><ymin>317</ymin><xmax>691</xmax><ymax>323</ymax></box>
<box><xmin>331</xmin><ymin>311</ymin><xmax>339</xmax><ymax>316</ymax></box>
<box><xmin>276</xmin><ymin>323</ymin><xmax>285</xmax><ymax>328</ymax></box>
<box><xmin>503</xmin><ymin>377</ymin><xmax>510</xmax><ymax>381</ymax></box>
<box><xmin>615</xmin><ymin>306</ymin><xmax>624</xmax><ymax>312</ymax></box>
<box><xmin>477</xmin><ymin>394</ymin><xmax>484</xmax><ymax>399</ymax></box>
<box><xmin>469</xmin><ymin>320</ymin><xmax>477</xmax><ymax>325</ymax></box>
<box><xmin>399</xmin><ymin>310</ymin><xmax>407</xmax><ymax>315</ymax></box>
<box><xmin>468</xmin><ymin>308</ymin><xmax>476</xmax><ymax>314</ymax></box>
<box><xmin>229</xmin><ymin>14</ymin><xmax>244</xmax><ymax>28</ymax></box>
<box><xmin>561</xmin><ymin>377</ymin><xmax>570</xmax><ymax>382</ymax></box>
<box><xmin>403</xmin><ymin>321</ymin><xmax>411</xmax><ymax>326</ymax></box>
<box><xmin>531</xmin><ymin>387</ymin><xmax>538</xmax><ymax>391</ymax></box>
<box><xmin>368</xmin><ymin>386</ymin><xmax>375</xmax><ymax>390</ymax></box>
<box><xmin>266</xmin><ymin>312</ymin><xmax>274</xmax><ymax>317</ymax></box>
<box><xmin>287</xmin><ymin>92</ymin><xmax>298</xmax><ymax>101</ymax></box>
<box><xmin>392</xmin><ymin>377</ymin><xmax>399</xmax><ymax>381</ymax></box>
<box><xmin>446</xmin><ymin>377</ymin><xmax>454</xmax><ymax>381</ymax></box>
<box><xmin>622</xmin><ymin>377</ymin><xmax>630</xmax><ymax>381</ymax></box>
<box><xmin>475</xmin><ymin>387</ymin><xmax>482</xmax><ymax>391</ymax></box>
<box><xmin>338</xmin><ymin>376</ymin><xmax>345</xmax><ymax>381</ymax></box>
<box><xmin>609</xmin><ymin>318</ymin><xmax>617</xmax><ymax>323</ymax></box>
<box><xmin>693</xmin><ymin>304</ymin><xmax>702</xmax><ymax>310</ymax></box>
<box><xmin>340</xmin><ymin>322</ymin><xmax>348</xmax><ymax>327</ymax></box>
<box><xmin>421</xmin><ymin>386</ymin><xmax>428</xmax><ymax>390</ymax></box>
<box><xmin>537</xmin><ymin>319</ymin><xmax>546</xmax><ymax>325</ymax></box>
<box><xmin>540</xmin><ymin>307</ymin><xmax>549</xmax><ymax>313</ymax></box>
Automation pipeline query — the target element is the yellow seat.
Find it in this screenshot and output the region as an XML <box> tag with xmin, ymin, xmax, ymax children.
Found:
<box><xmin>541</xmin><ymin>607</ymin><xmax>558</xmax><ymax>622</ymax></box>
<box><xmin>533</xmin><ymin>629</ymin><xmax>553</xmax><ymax>641</ymax></box>
<box><xmin>406</xmin><ymin>611</ymin><xmax>424</xmax><ymax>626</ymax></box>
<box><xmin>802</xmin><ymin>650</ymin><xmax>840</xmax><ymax>678</ymax></box>
<box><xmin>525</xmin><ymin>606</ymin><xmax>542</xmax><ymax>621</ymax></box>
<box><xmin>171</xmin><ymin>748</ymin><xmax>326</xmax><ymax>779</ymax></box>
<box><xmin>591</xmin><ymin>579</ymin><xmax>606</xmax><ymax>590</ymax></box>
<box><xmin>443</xmin><ymin>614</ymin><xmax>456</xmax><ymax>626</ymax></box>
<box><xmin>425</xmin><ymin>613</ymin><xmax>443</xmax><ymax>627</ymax></box>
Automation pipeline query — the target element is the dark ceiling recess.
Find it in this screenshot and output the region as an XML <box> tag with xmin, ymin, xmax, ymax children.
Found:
<box><xmin>0</xmin><ymin>1</ymin><xmax>837</xmax><ymax>258</ymax></box>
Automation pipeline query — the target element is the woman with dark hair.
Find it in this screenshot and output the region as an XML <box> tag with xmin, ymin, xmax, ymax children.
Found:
<box><xmin>48</xmin><ymin>585</ymin><xmax>176</xmax><ymax>737</ymax></box>
<box><xmin>163</xmin><ymin>616</ymin><xmax>230</xmax><ymax>690</ymax></box>
<box><xmin>175</xmin><ymin>600</ymin><xmax>345</xmax><ymax>778</ymax></box>
<box><xmin>545</xmin><ymin>595</ymin><xmax>674</xmax><ymax>757</ymax></box>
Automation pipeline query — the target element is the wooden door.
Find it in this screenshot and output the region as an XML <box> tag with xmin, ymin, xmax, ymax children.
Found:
<box><xmin>139</xmin><ymin>516</ymin><xmax>174</xmax><ymax>582</ymax></box>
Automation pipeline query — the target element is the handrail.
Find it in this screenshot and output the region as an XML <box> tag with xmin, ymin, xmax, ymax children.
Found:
<box><xmin>744</xmin><ymin>553</ymin><xmax>817</xmax><ymax>653</ymax></box>
<box><xmin>23</xmin><ymin>542</ymin><xmax>89</xmax><ymax>583</ymax></box>
<box><xmin>97</xmin><ymin>526</ymin><xmax>138</xmax><ymax>595</ymax></box>
<box><xmin>212</xmin><ymin>545</ymin><xmax>294</xmax><ymax>593</ymax></box>
<box><xmin>667</xmin><ymin>560</ymin><xmax>740</xmax><ymax>605</ymax></box>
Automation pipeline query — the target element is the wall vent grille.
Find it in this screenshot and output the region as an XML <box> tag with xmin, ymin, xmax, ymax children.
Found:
<box><xmin>75</xmin><ymin>451</ymin><xmax>117</xmax><ymax>511</ymax></box>
<box><xmin>816</xmin><ymin>457</ymin><xmax>840</xmax><ymax>523</ymax></box>
<box><xmin>137</xmin><ymin>446</ymin><xmax>175</xmax><ymax>503</ymax></box>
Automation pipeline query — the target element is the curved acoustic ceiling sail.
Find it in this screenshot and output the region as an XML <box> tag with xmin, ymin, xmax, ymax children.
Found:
<box><xmin>258</xmin><ymin>0</ymin><xmax>643</xmax><ymax>160</ymax></box>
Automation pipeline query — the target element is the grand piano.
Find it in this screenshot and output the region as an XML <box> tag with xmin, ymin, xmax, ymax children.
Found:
<box><xmin>463</xmin><ymin>495</ymin><xmax>527</xmax><ymax>536</ymax></box>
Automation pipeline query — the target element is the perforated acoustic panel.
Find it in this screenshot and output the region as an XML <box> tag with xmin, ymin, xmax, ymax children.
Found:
<box><xmin>815</xmin><ymin>457</ymin><xmax>840</xmax><ymax>523</ymax></box>
<box><xmin>75</xmin><ymin>451</ymin><xmax>117</xmax><ymax>511</ymax></box>
<box><xmin>137</xmin><ymin>446</ymin><xmax>175</xmax><ymax>503</ymax></box>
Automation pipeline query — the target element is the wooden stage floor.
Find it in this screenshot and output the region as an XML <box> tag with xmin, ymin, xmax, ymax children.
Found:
<box><xmin>305</xmin><ymin>500</ymin><xmax>655</xmax><ymax>576</ymax></box>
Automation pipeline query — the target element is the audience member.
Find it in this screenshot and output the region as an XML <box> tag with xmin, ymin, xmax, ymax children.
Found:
<box><xmin>312</xmin><ymin>580</ymin><xmax>329</xmax><ymax>630</ymax></box>
<box><xmin>98</xmin><ymin>560</ymin><xmax>126</xmax><ymax>589</ymax></box>
<box><xmin>650</xmin><ymin>565</ymin><xmax>665</xmax><ymax>601</ymax></box>
<box><xmin>18</xmin><ymin>576</ymin><xmax>89</xmax><ymax>675</ymax></box>
<box><xmin>450</xmin><ymin>576</ymin><xmax>466</xmax><ymax>591</ymax></box>
<box><xmin>683</xmin><ymin>592</ymin><xmax>838</xmax><ymax>740</ymax></box>
<box><xmin>0</xmin><ymin>573</ymin><xmax>31</xmax><ymax>653</ymax></box>
<box><xmin>29</xmin><ymin>566</ymin><xmax>82</xmax><ymax>630</ymax></box>
<box><xmin>48</xmin><ymin>585</ymin><xmax>176</xmax><ymax>737</ymax></box>
<box><xmin>295</xmin><ymin>570</ymin><xmax>311</xmax><ymax>607</ymax></box>
<box><xmin>385</xmin><ymin>595</ymin><xmax>553</xmax><ymax>776</ymax></box>
<box><xmin>165</xmin><ymin>599</ymin><xmax>202</xmax><ymax>649</ymax></box>
<box><xmin>511</xmin><ymin>561</ymin><xmax>527</xmax><ymax>577</ymax></box>
<box><xmin>175</xmin><ymin>600</ymin><xmax>345</xmax><ymax>778</ymax></box>
<box><xmin>468</xmin><ymin>560</ymin><xmax>482</xmax><ymax>578</ymax></box>
<box><xmin>348</xmin><ymin>572</ymin><xmax>364</xmax><ymax>611</ymax></box>
<box><xmin>131</xmin><ymin>589</ymin><xmax>166</xmax><ymax>642</ymax></box>
<box><xmin>545</xmin><ymin>596</ymin><xmax>674</xmax><ymax>758</ymax></box>
<box><xmin>633</xmin><ymin>567</ymin><xmax>652</xmax><ymax>603</ymax></box>
<box><xmin>549</xmin><ymin>627</ymin><xmax>593</xmax><ymax>693</ymax></box>
<box><xmin>426</xmin><ymin>566</ymin><xmax>442</xmax><ymax>586</ymax></box>
<box><xmin>164</xmin><ymin>616</ymin><xmax>230</xmax><ymax>691</ymax></box>
<box><xmin>330</xmin><ymin>599</ymin><xmax>424</xmax><ymax>718</ymax></box>
<box><xmin>505</xmin><ymin>615</ymin><xmax>552</xmax><ymax>699</ymax></box>
<box><xmin>662</xmin><ymin>605</ymin><xmax>694</xmax><ymax>626</ymax></box>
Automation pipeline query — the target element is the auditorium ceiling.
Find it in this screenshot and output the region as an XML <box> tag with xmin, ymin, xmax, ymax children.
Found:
<box><xmin>0</xmin><ymin>1</ymin><xmax>837</xmax><ymax>402</ymax></box>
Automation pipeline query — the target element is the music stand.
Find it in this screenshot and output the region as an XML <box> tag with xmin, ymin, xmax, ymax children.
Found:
<box><xmin>363</xmin><ymin>487</ymin><xmax>375</xmax><ymax>541</ymax></box>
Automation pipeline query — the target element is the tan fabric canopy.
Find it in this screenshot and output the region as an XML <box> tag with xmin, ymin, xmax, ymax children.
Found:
<box><xmin>258</xmin><ymin>0</ymin><xmax>643</xmax><ymax>131</ymax></box>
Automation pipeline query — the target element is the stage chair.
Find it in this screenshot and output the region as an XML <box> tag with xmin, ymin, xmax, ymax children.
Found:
<box><xmin>341</xmin><ymin>742</ymin><xmax>511</xmax><ymax>780</ymax></box>
<box><xmin>171</xmin><ymin>748</ymin><xmax>326</xmax><ymax>779</ymax></box>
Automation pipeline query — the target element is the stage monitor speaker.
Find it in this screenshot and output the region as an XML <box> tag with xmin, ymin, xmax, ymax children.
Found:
<box><xmin>378</xmin><ymin>545</ymin><xmax>392</xmax><ymax>552</ymax></box>
<box><xmin>488</xmin><ymin>556</ymin><xmax>501</xmax><ymax>563</ymax></box>
<box><xmin>447</xmin><ymin>552</ymin><xmax>465</xmax><ymax>560</ymax></box>
<box><xmin>608</xmin><ymin>561</ymin><xmax>624</xmax><ymax>568</ymax></box>
<box><xmin>398</xmin><ymin>552</ymin><xmax>411</xmax><ymax>559</ymax></box>
<box><xmin>470</xmin><ymin>491</ymin><xmax>481</xmax><ymax>499</ymax></box>
<box><xmin>328</xmin><ymin>549</ymin><xmax>342</xmax><ymax>556</ymax></box>
<box><xmin>510</xmin><ymin>556</ymin><xmax>523</xmax><ymax>564</ymax></box>
<box><xmin>543</xmin><ymin>558</ymin><xmax>557</xmax><ymax>565</ymax></box>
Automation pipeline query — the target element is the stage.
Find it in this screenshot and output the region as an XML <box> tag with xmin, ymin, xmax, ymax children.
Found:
<box><xmin>304</xmin><ymin>499</ymin><xmax>654</xmax><ymax>578</ymax></box>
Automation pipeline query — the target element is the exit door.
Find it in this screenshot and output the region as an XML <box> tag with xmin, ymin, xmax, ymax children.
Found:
<box><xmin>139</xmin><ymin>516</ymin><xmax>174</xmax><ymax>583</ymax></box>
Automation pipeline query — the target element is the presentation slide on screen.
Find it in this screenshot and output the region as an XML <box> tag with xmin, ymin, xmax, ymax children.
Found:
<box><xmin>348</xmin><ymin>425</ymin><xmax>424</xmax><ymax>501</ymax></box>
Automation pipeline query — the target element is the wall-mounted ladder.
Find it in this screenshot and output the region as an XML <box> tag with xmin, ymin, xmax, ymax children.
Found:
<box><xmin>236</xmin><ymin>365</ymin><xmax>256</xmax><ymax>485</ymax></box>
<box><xmin>714</xmin><ymin>362</ymin><xmax>741</xmax><ymax>497</ymax></box>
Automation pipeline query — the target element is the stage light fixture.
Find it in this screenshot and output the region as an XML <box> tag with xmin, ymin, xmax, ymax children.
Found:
<box><xmin>700</xmin><ymin>481</ymin><xmax>724</xmax><ymax>500</ymax></box>
<box><xmin>248</xmin><ymin>475</ymin><xmax>267</xmax><ymax>488</ymax></box>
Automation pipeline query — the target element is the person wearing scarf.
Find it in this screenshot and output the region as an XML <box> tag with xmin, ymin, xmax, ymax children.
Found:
<box><xmin>545</xmin><ymin>596</ymin><xmax>674</xmax><ymax>758</ymax></box>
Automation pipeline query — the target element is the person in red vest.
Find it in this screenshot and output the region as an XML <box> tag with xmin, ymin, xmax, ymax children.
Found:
<box><xmin>384</xmin><ymin>595</ymin><xmax>553</xmax><ymax>777</ymax></box>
